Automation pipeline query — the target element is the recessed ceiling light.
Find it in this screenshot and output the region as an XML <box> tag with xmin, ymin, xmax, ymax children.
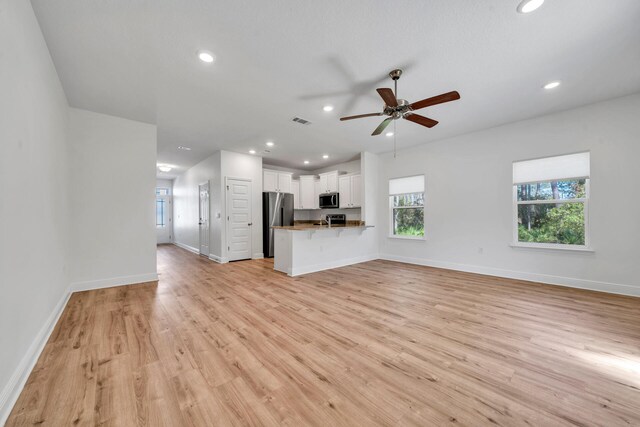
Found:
<box><xmin>303</xmin><ymin>160</ymin><xmax>310</xmax><ymax>165</ymax></box>
<box><xmin>386</xmin><ymin>132</ymin><xmax>394</xmax><ymax>137</ymax></box>
<box><xmin>323</xmin><ymin>105</ymin><xmax>334</xmax><ymax>112</ymax></box>
<box><xmin>517</xmin><ymin>0</ymin><xmax>544</xmax><ymax>14</ymax></box>
<box><xmin>158</xmin><ymin>165</ymin><xmax>172</xmax><ymax>172</ymax></box>
<box><xmin>322</xmin><ymin>154</ymin><xmax>329</xmax><ymax>159</ymax></box>
<box><xmin>249</xmin><ymin>149</ymin><xmax>256</xmax><ymax>154</ymax></box>
<box><xmin>543</xmin><ymin>80</ymin><xmax>561</xmax><ymax>90</ymax></box>
<box><xmin>266</xmin><ymin>141</ymin><xmax>275</xmax><ymax>147</ymax></box>
<box><xmin>177</xmin><ymin>146</ymin><xmax>191</xmax><ymax>151</ymax></box>
<box><xmin>197</xmin><ymin>50</ymin><xmax>215</xmax><ymax>63</ymax></box>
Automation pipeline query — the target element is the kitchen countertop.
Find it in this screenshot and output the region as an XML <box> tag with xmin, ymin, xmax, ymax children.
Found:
<box><xmin>272</xmin><ymin>221</ymin><xmax>373</xmax><ymax>231</ymax></box>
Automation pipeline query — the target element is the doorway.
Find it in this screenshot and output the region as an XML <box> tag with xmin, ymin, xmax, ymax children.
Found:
<box><xmin>156</xmin><ymin>187</ymin><xmax>172</xmax><ymax>244</ymax></box>
<box><xmin>226</xmin><ymin>178</ymin><xmax>252</xmax><ymax>261</ymax></box>
<box><xmin>199</xmin><ymin>182</ymin><xmax>210</xmax><ymax>255</ymax></box>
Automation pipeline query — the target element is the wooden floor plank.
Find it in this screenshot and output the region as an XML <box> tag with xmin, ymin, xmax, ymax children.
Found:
<box><xmin>6</xmin><ymin>244</ymin><xmax>640</xmax><ymax>426</ymax></box>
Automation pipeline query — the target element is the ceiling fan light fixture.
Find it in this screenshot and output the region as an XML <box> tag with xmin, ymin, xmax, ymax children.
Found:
<box><xmin>265</xmin><ymin>141</ymin><xmax>275</xmax><ymax>147</ymax></box>
<box><xmin>386</xmin><ymin>132</ymin><xmax>394</xmax><ymax>137</ymax></box>
<box><xmin>323</xmin><ymin>105</ymin><xmax>334</xmax><ymax>112</ymax></box>
<box><xmin>303</xmin><ymin>160</ymin><xmax>310</xmax><ymax>165</ymax></box>
<box><xmin>249</xmin><ymin>149</ymin><xmax>256</xmax><ymax>154</ymax></box>
<box><xmin>517</xmin><ymin>0</ymin><xmax>544</xmax><ymax>14</ymax></box>
<box><xmin>322</xmin><ymin>154</ymin><xmax>329</xmax><ymax>159</ymax></box>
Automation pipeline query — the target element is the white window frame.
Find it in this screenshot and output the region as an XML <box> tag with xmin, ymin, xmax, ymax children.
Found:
<box><xmin>512</xmin><ymin>178</ymin><xmax>591</xmax><ymax>251</ymax></box>
<box><xmin>388</xmin><ymin>175</ymin><xmax>425</xmax><ymax>240</ymax></box>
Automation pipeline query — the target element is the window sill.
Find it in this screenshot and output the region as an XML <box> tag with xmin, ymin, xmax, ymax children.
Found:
<box><xmin>388</xmin><ymin>235</ymin><xmax>426</xmax><ymax>241</ymax></box>
<box><xmin>510</xmin><ymin>243</ymin><xmax>594</xmax><ymax>253</ymax></box>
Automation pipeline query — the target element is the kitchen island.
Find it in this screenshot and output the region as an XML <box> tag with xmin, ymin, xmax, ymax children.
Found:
<box><xmin>272</xmin><ymin>222</ymin><xmax>376</xmax><ymax>276</ymax></box>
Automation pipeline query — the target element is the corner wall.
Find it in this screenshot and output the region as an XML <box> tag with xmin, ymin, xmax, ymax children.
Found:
<box><xmin>0</xmin><ymin>0</ymin><xmax>71</xmax><ymax>421</ymax></box>
<box><xmin>173</xmin><ymin>152</ymin><xmax>220</xmax><ymax>254</ymax></box>
<box><xmin>68</xmin><ymin>108</ymin><xmax>158</xmax><ymax>291</ymax></box>
<box><xmin>377</xmin><ymin>93</ymin><xmax>640</xmax><ymax>296</ymax></box>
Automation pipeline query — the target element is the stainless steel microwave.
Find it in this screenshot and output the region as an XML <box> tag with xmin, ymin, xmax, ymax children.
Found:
<box><xmin>319</xmin><ymin>192</ymin><xmax>339</xmax><ymax>209</ymax></box>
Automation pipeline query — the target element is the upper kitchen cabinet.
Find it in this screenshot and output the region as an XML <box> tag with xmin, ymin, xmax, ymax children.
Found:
<box><xmin>313</xmin><ymin>179</ymin><xmax>321</xmax><ymax>209</ymax></box>
<box><xmin>338</xmin><ymin>173</ymin><xmax>361</xmax><ymax>208</ymax></box>
<box><xmin>299</xmin><ymin>175</ymin><xmax>316</xmax><ymax>210</ymax></box>
<box><xmin>291</xmin><ymin>180</ymin><xmax>300</xmax><ymax>209</ymax></box>
<box><xmin>263</xmin><ymin>169</ymin><xmax>292</xmax><ymax>193</ymax></box>
<box><xmin>318</xmin><ymin>171</ymin><xmax>339</xmax><ymax>194</ymax></box>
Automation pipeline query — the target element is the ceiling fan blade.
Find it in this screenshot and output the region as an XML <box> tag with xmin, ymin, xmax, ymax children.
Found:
<box><xmin>372</xmin><ymin>117</ymin><xmax>393</xmax><ymax>136</ymax></box>
<box><xmin>405</xmin><ymin>114</ymin><xmax>439</xmax><ymax>128</ymax></box>
<box><xmin>340</xmin><ymin>112</ymin><xmax>383</xmax><ymax>121</ymax></box>
<box><xmin>376</xmin><ymin>88</ymin><xmax>398</xmax><ymax>107</ymax></box>
<box><xmin>409</xmin><ymin>91</ymin><xmax>460</xmax><ymax>111</ymax></box>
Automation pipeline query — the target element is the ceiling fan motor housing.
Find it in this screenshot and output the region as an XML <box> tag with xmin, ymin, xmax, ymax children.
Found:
<box><xmin>384</xmin><ymin>99</ymin><xmax>410</xmax><ymax>119</ymax></box>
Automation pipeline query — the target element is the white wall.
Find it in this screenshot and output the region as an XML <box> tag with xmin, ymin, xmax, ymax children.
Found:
<box><xmin>156</xmin><ymin>178</ymin><xmax>173</xmax><ymax>192</ymax></box>
<box><xmin>173</xmin><ymin>152</ymin><xmax>220</xmax><ymax>254</ymax></box>
<box><xmin>69</xmin><ymin>108</ymin><xmax>158</xmax><ymax>290</ymax></box>
<box><xmin>220</xmin><ymin>151</ymin><xmax>263</xmax><ymax>260</ymax></box>
<box><xmin>361</xmin><ymin>151</ymin><xmax>379</xmax><ymax>227</ymax></box>
<box><xmin>173</xmin><ymin>150</ymin><xmax>263</xmax><ymax>261</ymax></box>
<box><xmin>0</xmin><ymin>0</ymin><xmax>71</xmax><ymax>421</ymax></box>
<box><xmin>378</xmin><ymin>93</ymin><xmax>640</xmax><ymax>296</ymax></box>
<box><xmin>312</xmin><ymin>158</ymin><xmax>361</xmax><ymax>175</ymax></box>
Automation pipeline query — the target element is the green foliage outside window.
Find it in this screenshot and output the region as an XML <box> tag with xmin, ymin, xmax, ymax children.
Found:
<box><xmin>517</xmin><ymin>179</ymin><xmax>586</xmax><ymax>245</ymax></box>
<box><xmin>392</xmin><ymin>193</ymin><xmax>424</xmax><ymax>237</ymax></box>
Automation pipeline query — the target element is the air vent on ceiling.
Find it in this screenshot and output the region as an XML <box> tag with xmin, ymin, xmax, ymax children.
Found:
<box><xmin>292</xmin><ymin>117</ymin><xmax>312</xmax><ymax>125</ymax></box>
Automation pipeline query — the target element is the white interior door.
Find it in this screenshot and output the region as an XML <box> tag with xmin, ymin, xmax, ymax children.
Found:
<box><xmin>226</xmin><ymin>178</ymin><xmax>252</xmax><ymax>261</ymax></box>
<box><xmin>199</xmin><ymin>182</ymin><xmax>210</xmax><ymax>255</ymax></box>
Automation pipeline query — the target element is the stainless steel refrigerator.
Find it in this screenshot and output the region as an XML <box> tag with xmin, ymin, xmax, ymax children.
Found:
<box><xmin>262</xmin><ymin>192</ymin><xmax>294</xmax><ymax>258</ymax></box>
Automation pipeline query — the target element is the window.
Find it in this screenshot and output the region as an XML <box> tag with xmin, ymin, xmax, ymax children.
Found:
<box><xmin>156</xmin><ymin>199</ymin><xmax>166</xmax><ymax>227</ymax></box>
<box><xmin>156</xmin><ymin>187</ymin><xmax>170</xmax><ymax>228</ymax></box>
<box><xmin>389</xmin><ymin>175</ymin><xmax>425</xmax><ymax>238</ymax></box>
<box><xmin>513</xmin><ymin>152</ymin><xmax>590</xmax><ymax>249</ymax></box>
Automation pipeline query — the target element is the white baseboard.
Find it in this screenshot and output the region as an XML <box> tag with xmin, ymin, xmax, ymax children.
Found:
<box><xmin>0</xmin><ymin>286</ymin><xmax>71</xmax><ymax>425</ymax></box>
<box><xmin>252</xmin><ymin>253</ymin><xmax>264</xmax><ymax>260</ymax></box>
<box><xmin>0</xmin><ymin>270</ymin><xmax>160</xmax><ymax>423</ymax></box>
<box><xmin>71</xmin><ymin>272</ymin><xmax>159</xmax><ymax>293</ymax></box>
<box><xmin>173</xmin><ymin>241</ymin><xmax>199</xmax><ymax>254</ymax></box>
<box><xmin>379</xmin><ymin>253</ymin><xmax>640</xmax><ymax>297</ymax></box>
<box><xmin>289</xmin><ymin>253</ymin><xmax>378</xmax><ymax>277</ymax></box>
<box><xmin>208</xmin><ymin>254</ymin><xmax>229</xmax><ymax>264</ymax></box>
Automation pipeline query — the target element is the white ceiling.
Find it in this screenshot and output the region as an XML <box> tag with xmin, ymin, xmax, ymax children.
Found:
<box><xmin>31</xmin><ymin>1</ymin><xmax>640</xmax><ymax>179</ymax></box>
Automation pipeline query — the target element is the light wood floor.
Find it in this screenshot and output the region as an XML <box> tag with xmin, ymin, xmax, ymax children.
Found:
<box><xmin>7</xmin><ymin>245</ymin><xmax>640</xmax><ymax>426</ymax></box>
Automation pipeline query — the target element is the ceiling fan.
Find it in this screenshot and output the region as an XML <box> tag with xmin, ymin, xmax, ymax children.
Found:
<box><xmin>340</xmin><ymin>69</ymin><xmax>460</xmax><ymax>136</ymax></box>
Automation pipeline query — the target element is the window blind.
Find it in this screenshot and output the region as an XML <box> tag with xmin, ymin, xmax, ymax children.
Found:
<box><xmin>513</xmin><ymin>152</ymin><xmax>590</xmax><ymax>184</ymax></box>
<box><xmin>389</xmin><ymin>175</ymin><xmax>424</xmax><ymax>195</ymax></box>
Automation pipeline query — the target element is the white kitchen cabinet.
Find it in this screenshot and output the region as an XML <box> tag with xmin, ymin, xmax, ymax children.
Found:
<box><xmin>338</xmin><ymin>176</ymin><xmax>351</xmax><ymax>208</ymax></box>
<box><xmin>263</xmin><ymin>169</ymin><xmax>292</xmax><ymax>193</ymax></box>
<box><xmin>263</xmin><ymin>170</ymin><xmax>278</xmax><ymax>192</ymax></box>
<box><xmin>278</xmin><ymin>172</ymin><xmax>292</xmax><ymax>193</ymax></box>
<box><xmin>313</xmin><ymin>179</ymin><xmax>321</xmax><ymax>209</ymax></box>
<box><xmin>318</xmin><ymin>171</ymin><xmax>339</xmax><ymax>193</ymax></box>
<box><xmin>299</xmin><ymin>176</ymin><xmax>316</xmax><ymax>209</ymax></box>
<box><xmin>338</xmin><ymin>173</ymin><xmax>361</xmax><ymax>208</ymax></box>
<box><xmin>291</xmin><ymin>180</ymin><xmax>300</xmax><ymax>209</ymax></box>
<box><xmin>351</xmin><ymin>174</ymin><xmax>362</xmax><ymax>207</ymax></box>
